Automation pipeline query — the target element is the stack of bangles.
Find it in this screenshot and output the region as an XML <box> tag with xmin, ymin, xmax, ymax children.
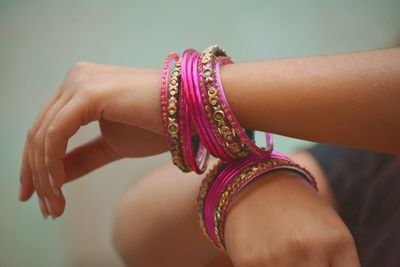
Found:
<box><xmin>160</xmin><ymin>45</ymin><xmax>318</xmax><ymax>251</ymax></box>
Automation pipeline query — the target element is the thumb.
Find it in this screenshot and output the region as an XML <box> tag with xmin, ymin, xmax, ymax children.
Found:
<box><xmin>63</xmin><ymin>136</ymin><xmax>121</xmax><ymax>184</ymax></box>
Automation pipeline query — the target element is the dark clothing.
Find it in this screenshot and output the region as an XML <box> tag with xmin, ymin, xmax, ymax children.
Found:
<box><xmin>308</xmin><ymin>144</ymin><xmax>400</xmax><ymax>267</ymax></box>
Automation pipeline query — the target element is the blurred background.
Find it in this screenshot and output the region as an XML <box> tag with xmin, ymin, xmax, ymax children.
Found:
<box><xmin>1</xmin><ymin>0</ymin><xmax>399</xmax><ymax>266</ymax></box>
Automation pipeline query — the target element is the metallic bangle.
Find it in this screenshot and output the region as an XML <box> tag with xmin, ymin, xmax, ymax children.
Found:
<box><xmin>214</xmin><ymin>56</ymin><xmax>273</xmax><ymax>158</ymax></box>
<box><xmin>179</xmin><ymin>50</ymin><xmax>209</xmax><ymax>174</ymax></box>
<box><xmin>199</xmin><ymin>45</ymin><xmax>273</xmax><ymax>160</ymax></box>
<box><xmin>198</xmin><ymin>47</ymin><xmax>240</xmax><ymax>160</ymax></box>
<box><xmin>184</xmin><ymin>49</ymin><xmax>229</xmax><ymax>160</ymax></box>
<box><xmin>197</xmin><ymin>151</ymin><xmax>318</xmax><ymax>251</ymax></box>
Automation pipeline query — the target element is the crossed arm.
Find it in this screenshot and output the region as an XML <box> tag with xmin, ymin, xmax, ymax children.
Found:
<box><xmin>17</xmin><ymin>47</ymin><xmax>399</xmax><ymax>266</ymax></box>
<box><xmin>113</xmin><ymin>152</ymin><xmax>352</xmax><ymax>267</ymax></box>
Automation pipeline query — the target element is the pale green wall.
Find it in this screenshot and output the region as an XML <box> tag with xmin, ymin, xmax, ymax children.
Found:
<box><xmin>1</xmin><ymin>0</ymin><xmax>399</xmax><ymax>266</ymax></box>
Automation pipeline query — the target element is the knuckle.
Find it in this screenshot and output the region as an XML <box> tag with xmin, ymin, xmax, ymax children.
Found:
<box><xmin>235</xmin><ymin>251</ymin><xmax>265</xmax><ymax>267</ymax></box>
<box><xmin>67</xmin><ymin>61</ymin><xmax>92</xmax><ymax>87</ymax></box>
<box><xmin>287</xmin><ymin>236</ymin><xmax>314</xmax><ymax>255</ymax></box>
<box><xmin>329</xmin><ymin>232</ymin><xmax>355</xmax><ymax>251</ymax></box>
<box><xmin>70</xmin><ymin>61</ymin><xmax>90</xmax><ymax>73</ymax></box>
<box><xmin>33</xmin><ymin>132</ymin><xmax>43</xmax><ymax>147</ymax></box>
<box><xmin>27</xmin><ymin>129</ymin><xmax>34</xmax><ymax>142</ymax></box>
<box><xmin>46</xmin><ymin>124</ymin><xmax>58</xmax><ymax>139</ymax></box>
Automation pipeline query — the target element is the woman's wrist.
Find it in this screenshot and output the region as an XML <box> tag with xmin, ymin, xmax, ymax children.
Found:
<box><xmin>223</xmin><ymin>169</ymin><xmax>359</xmax><ymax>266</ymax></box>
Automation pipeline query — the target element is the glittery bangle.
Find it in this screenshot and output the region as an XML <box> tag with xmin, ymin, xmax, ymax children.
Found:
<box><xmin>216</xmin><ymin>152</ymin><xmax>318</xmax><ymax>249</ymax></box>
<box><xmin>198</xmin><ymin>47</ymin><xmax>241</xmax><ymax>159</ymax></box>
<box><xmin>197</xmin><ymin>152</ymin><xmax>318</xmax><ymax>251</ymax></box>
<box><xmin>160</xmin><ymin>52</ymin><xmax>189</xmax><ymax>170</ymax></box>
<box><xmin>199</xmin><ymin>45</ymin><xmax>273</xmax><ymax>160</ymax></box>
<box><xmin>214</xmin><ymin>56</ymin><xmax>273</xmax><ymax>157</ymax></box>
<box><xmin>196</xmin><ymin>160</ymin><xmax>227</xmax><ymax>245</ymax></box>
<box><xmin>183</xmin><ymin>49</ymin><xmax>229</xmax><ymax>160</ymax></box>
<box><xmin>164</xmin><ymin>57</ymin><xmax>193</xmax><ymax>172</ymax></box>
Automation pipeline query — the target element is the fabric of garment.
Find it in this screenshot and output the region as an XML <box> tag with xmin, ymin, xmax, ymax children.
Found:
<box><xmin>308</xmin><ymin>144</ymin><xmax>400</xmax><ymax>267</ymax></box>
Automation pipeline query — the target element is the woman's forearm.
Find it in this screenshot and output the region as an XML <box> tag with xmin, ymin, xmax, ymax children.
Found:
<box><xmin>220</xmin><ymin>48</ymin><xmax>400</xmax><ymax>154</ymax></box>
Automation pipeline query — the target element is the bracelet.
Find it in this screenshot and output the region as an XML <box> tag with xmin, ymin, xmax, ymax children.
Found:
<box><xmin>183</xmin><ymin>49</ymin><xmax>229</xmax><ymax>160</ymax></box>
<box><xmin>161</xmin><ymin>46</ymin><xmax>320</xmax><ymax>255</ymax></box>
<box><xmin>161</xmin><ymin>52</ymin><xmax>208</xmax><ymax>173</ymax></box>
<box><xmin>180</xmin><ymin>49</ymin><xmax>209</xmax><ymax>174</ymax></box>
<box><xmin>214</xmin><ymin>56</ymin><xmax>273</xmax><ymax>158</ymax></box>
<box><xmin>197</xmin><ymin>151</ymin><xmax>318</xmax><ymax>250</ymax></box>
<box><xmin>161</xmin><ymin>53</ymin><xmax>191</xmax><ymax>172</ymax></box>
<box><xmin>199</xmin><ymin>45</ymin><xmax>273</xmax><ymax>160</ymax></box>
<box><xmin>161</xmin><ymin>46</ymin><xmax>273</xmax><ymax>173</ymax></box>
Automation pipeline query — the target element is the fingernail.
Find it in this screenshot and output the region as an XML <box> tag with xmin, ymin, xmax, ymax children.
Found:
<box><xmin>44</xmin><ymin>197</ymin><xmax>55</xmax><ymax>218</ymax></box>
<box><xmin>49</xmin><ymin>175</ymin><xmax>60</xmax><ymax>197</ymax></box>
<box><xmin>38</xmin><ymin>198</ymin><xmax>49</xmax><ymax>219</ymax></box>
<box><xmin>18</xmin><ymin>184</ymin><xmax>23</xmax><ymax>201</ymax></box>
<box><xmin>49</xmin><ymin>174</ymin><xmax>56</xmax><ymax>188</ymax></box>
<box><xmin>52</xmin><ymin>186</ymin><xmax>61</xmax><ymax>198</ymax></box>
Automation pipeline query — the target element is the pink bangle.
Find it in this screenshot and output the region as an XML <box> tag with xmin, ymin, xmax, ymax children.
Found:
<box><xmin>198</xmin><ymin>50</ymin><xmax>240</xmax><ymax>160</ymax></box>
<box><xmin>214</xmin><ymin>57</ymin><xmax>273</xmax><ymax>158</ymax></box>
<box><xmin>160</xmin><ymin>52</ymin><xmax>191</xmax><ymax>171</ymax></box>
<box><xmin>183</xmin><ymin>49</ymin><xmax>230</xmax><ymax>160</ymax></box>
<box><xmin>161</xmin><ymin>46</ymin><xmax>273</xmax><ymax>173</ymax></box>
<box><xmin>199</xmin><ymin>45</ymin><xmax>273</xmax><ymax>160</ymax></box>
<box><xmin>180</xmin><ymin>49</ymin><xmax>209</xmax><ymax>174</ymax></box>
<box><xmin>197</xmin><ymin>151</ymin><xmax>318</xmax><ymax>250</ymax></box>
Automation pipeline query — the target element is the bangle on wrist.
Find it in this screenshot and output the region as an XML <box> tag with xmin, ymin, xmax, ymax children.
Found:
<box><xmin>197</xmin><ymin>151</ymin><xmax>318</xmax><ymax>251</ymax></box>
<box><xmin>159</xmin><ymin>46</ymin><xmax>319</xmax><ymax>253</ymax></box>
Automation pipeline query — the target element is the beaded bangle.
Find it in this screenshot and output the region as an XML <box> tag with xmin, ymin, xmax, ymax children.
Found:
<box><xmin>198</xmin><ymin>45</ymin><xmax>273</xmax><ymax>160</ymax></box>
<box><xmin>183</xmin><ymin>49</ymin><xmax>229</xmax><ymax>160</ymax></box>
<box><xmin>162</xmin><ymin>53</ymin><xmax>207</xmax><ymax>173</ymax></box>
<box><xmin>214</xmin><ymin>56</ymin><xmax>273</xmax><ymax>157</ymax></box>
<box><xmin>161</xmin><ymin>46</ymin><xmax>272</xmax><ymax>173</ymax></box>
<box><xmin>160</xmin><ymin>52</ymin><xmax>190</xmax><ymax>170</ymax></box>
<box><xmin>196</xmin><ymin>152</ymin><xmax>318</xmax><ymax>250</ymax></box>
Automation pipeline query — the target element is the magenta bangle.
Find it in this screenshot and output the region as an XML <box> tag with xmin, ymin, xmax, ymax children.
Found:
<box><xmin>160</xmin><ymin>52</ymin><xmax>178</xmax><ymax>145</ymax></box>
<box><xmin>180</xmin><ymin>49</ymin><xmax>209</xmax><ymax>174</ymax></box>
<box><xmin>198</xmin><ymin>151</ymin><xmax>318</xmax><ymax>250</ymax></box>
<box><xmin>183</xmin><ymin>49</ymin><xmax>230</xmax><ymax>160</ymax></box>
<box><xmin>217</xmin><ymin>152</ymin><xmax>318</xmax><ymax>248</ymax></box>
<box><xmin>204</xmin><ymin>157</ymin><xmax>255</xmax><ymax>247</ymax></box>
<box><xmin>161</xmin><ymin>46</ymin><xmax>274</xmax><ymax>173</ymax></box>
<box><xmin>161</xmin><ymin>52</ymin><xmax>190</xmax><ymax>170</ymax></box>
<box><xmin>214</xmin><ymin>57</ymin><xmax>273</xmax><ymax>157</ymax></box>
<box><xmin>198</xmin><ymin>45</ymin><xmax>274</xmax><ymax>160</ymax></box>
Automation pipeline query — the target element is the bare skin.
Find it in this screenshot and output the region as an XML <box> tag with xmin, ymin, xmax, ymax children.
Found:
<box><xmin>221</xmin><ymin>48</ymin><xmax>400</xmax><ymax>155</ymax></box>
<box><xmin>18</xmin><ymin>48</ymin><xmax>399</xmax><ymax>266</ymax></box>
<box><xmin>113</xmin><ymin>153</ymin><xmax>354</xmax><ymax>267</ymax></box>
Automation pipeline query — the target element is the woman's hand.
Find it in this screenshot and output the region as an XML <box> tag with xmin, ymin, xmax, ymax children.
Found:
<box><xmin>19</xmin><ymin>62</ymin><xmax>167</xmax><ymax>218</ymax></box>
<box><xmin>224</xmin><ymin>171</ymin><xmax>360</xmax><ymax>267</ymax></box>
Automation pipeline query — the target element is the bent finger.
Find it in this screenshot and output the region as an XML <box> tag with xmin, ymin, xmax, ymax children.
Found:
<box><xmin>45</xmin><ymin>98</ymin><xmax>99</xmax><ymax>189</ymax></box>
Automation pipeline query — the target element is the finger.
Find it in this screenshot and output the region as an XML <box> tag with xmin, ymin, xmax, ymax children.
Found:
<box><xmin>28</xmin><ymin>134</ymin><xmax>43</xmax><ymax>198</ymax></box>
<box><xmin>45</xmin><ymin>98</ymin><xmax>98</xmax><ymax>190</ymax></box>
<box><xmin>34</xmin><ymin>146</ymin><xmax>66</xmax><ymax>218</ymax></box>
<box><xmin>19</xmin><ymin>131</ymin><xmax>35</xmax><ymax>201</ymax></box>
<box><xmin>19</xmin><ymin>89</ymin><xmax>62</xmax><ymax>200</ymax></box>
<box><xmin>37</xmin><ymin>166</ymin><xmax>67</xmax><ymax>218</ymax></box>
<box><xmin>63</xmin><ymin>136</ymin><xmax>120</xmax><ymax>183</ymax></box>
<box><xmin>31</xmin><ymin>94</ymin><xmax>70</xmax><ymax>209</ymax></box>
<box><xmin>37</xmin><ymin>193</ymin><xmax>50</xmax><ymax>220</ymax></box>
